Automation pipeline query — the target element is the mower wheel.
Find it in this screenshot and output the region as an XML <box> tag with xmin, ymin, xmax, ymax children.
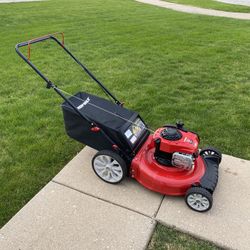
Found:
<box><xmin>92</xmin><ymin>150</ymin><xmax>128</xmax><ymax>184</ymax></box>
<box><xmin>185</xmin><ymin>187</ymin><xmax>213</xmax><ymax>212</ymax></box>
<box><xmin>200</xmin><ymin>146</ymin><xmax>222</xmax><ymax>164</ymax></box>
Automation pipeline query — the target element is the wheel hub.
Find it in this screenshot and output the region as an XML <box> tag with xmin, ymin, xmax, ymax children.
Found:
<box><xmin>187</xmin><ymin>193</ymin><xmax>210</xmax><ymax>211</ymax></box>
<box><xmin>93</xmin><ymin>154</ymin><xmax>123</xmax><ymax>183</ymax></box>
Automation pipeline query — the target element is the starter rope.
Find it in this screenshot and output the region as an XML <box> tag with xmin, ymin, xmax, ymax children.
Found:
<box><xmin>57</xmin><ymin>87</ymin><xmax>156</xmax><ymax>134</ymax></box>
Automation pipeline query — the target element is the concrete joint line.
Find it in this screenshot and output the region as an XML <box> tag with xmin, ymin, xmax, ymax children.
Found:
<box><xmin>52</xmin><ymin>180</ymin><xmax>166</xmax><ymax>222</ymax></box>
<box><xmin>143</xmin><ymin>195</ymin><xmax>166</xmax><ymax>249</ymax></box>
<box><xmin>52</xmin><ymin>180</ymin><xmax>156</xmax><ymax>220</ymax></box>
<box><xmin>52</xmin><ymin>180</ymin><xmax>159</xmax><ymax>249</ymax></box>
<box><xmin>51</xmin><ymin>180</ymin><xmax>167</xmax><ymax>249</ymax></box>
<box><xmin>153</xmin><ymin>195</ymin><xmax>165</xmax><ymax>218</ymax></box>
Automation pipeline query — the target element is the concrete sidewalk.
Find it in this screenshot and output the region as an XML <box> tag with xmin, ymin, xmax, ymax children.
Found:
<box><xmin>216</xmin><ymin>0</ymin><xmax>250</xmax><ymax>6</ymax></box>
<box><xmin>136</xmin><ymin>0</ymin><xmax>250</xmax><ymax>20</ymax></box>
<box><xmin>0</xmin><ymin>147</ymin><xmax>250</xmax><ymax>249</ymax></box>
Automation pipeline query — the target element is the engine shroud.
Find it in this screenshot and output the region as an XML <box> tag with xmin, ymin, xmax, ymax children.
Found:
<box><xmin>154</xmin><ymin>127</ymin><xmax>199</xmax><ymax>155</ymax></box>
<box><xmin>153</xmin><ymin>127</ymin><xmax>199</xmax><ymax>169</ymax></box>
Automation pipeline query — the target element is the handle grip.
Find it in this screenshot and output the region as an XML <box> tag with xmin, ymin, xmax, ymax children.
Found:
<box><xmin>16</xmin><ymin>32</ymin><xmax>64</xmax><ymax>61</ymax></box>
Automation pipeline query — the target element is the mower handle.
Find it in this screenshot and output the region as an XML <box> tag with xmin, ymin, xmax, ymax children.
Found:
<box><xmin>16</xmin><ymin>32</ymin><xmax>65</xmax><ymax>61</ymax></box>
<box><xmin>16</xmin><ymin>33</ymin><xmax>124</xmax><ymax>156</ymax></box>
<box><xmin>15</xmin><ymin>33</ymin><xmax>121</xmax><ymax>105</ymax></box>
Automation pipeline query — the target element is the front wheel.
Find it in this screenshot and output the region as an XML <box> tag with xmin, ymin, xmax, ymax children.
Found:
<box><xmin>185</xmin><ymin>187</ymin><xmax>213</xmax><ymax>212</ymax></box>
<box><xmin>92</xmin><ymin>150</ymin><xmax>128</xmax><ymax>184</ymax></box>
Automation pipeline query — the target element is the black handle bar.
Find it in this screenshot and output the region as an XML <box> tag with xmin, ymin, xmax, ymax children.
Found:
<box><xmin>16</xmin><ymin>33</ymin><xmax>60</xmax><ymax>48</ymax></box>
<box><xmin>15</xmin><ymin>33</ymin><xmax>121</xmax><ymax>105</ymax></box>
<box><xmin>15</xmin><ymin>33</ymin><xmax>125</xmax><ymax>155</ymax></box>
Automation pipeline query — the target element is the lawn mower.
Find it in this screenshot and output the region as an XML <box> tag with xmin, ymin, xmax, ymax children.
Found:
<box><xmin>16</xmin><ymin>33</ymin><xmax>221</xmax><ymax>212</ymax></box>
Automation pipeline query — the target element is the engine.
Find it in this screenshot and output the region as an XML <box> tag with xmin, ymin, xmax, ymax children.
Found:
<box><xmin>153</xmin><ymin>125</ymin><xmax>199</xmax><ymax>171</ymax></box>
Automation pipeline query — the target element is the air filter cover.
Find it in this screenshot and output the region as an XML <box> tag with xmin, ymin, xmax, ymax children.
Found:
<box><xmin>161</xmin><ymin>127</ymin><xmax>182</xmax><ymax>141</ymax></box>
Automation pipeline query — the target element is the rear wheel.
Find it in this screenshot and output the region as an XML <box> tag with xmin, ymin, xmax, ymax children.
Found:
<box><xmin>92</xmin><ymin>150</ymin><xmax>127</xmax><ymax>184</ymax></box>
<box><xmin>200</xmin><ymin>146</ymin><xmax>222</xmax><ymax>164</ymax></box>
<box><xmin>185</xmin><ymin>187</ymin><xmax>213</xmax><ymax>212</ymax></box>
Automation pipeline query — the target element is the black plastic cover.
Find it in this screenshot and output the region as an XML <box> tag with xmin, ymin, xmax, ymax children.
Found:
<box><xmin>200</xmin><ymin>157</ymin><xmax>219</xmax><ymax>193</ymax></box>
<box><xmin>61</xmin><ymin>92</ymin><xmax>149</xmax><ymax>155</ymax></box>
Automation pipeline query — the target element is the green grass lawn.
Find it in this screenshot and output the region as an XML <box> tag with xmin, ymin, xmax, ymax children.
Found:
<box><xmin>148</xmin><ymin>224</ymin><xmax>222</xmax><ymax>249</ymax></box>
<box><xmin>0</xmin><ymin>0</ymin><xmax>249</xmax><ymax>238</ymax></box>
<box><xmin>165</xmin><ymin>0</ymin><xmax>250</xmax><ymax>12</ymax></box>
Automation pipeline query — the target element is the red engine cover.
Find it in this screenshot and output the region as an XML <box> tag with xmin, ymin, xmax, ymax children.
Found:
<box><xmin>153</xmin><ymin>127</ymin><xmax>199</xmax><ymax>154</ymax></box>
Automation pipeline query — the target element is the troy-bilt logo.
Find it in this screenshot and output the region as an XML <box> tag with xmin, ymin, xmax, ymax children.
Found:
<box><xmin>77</xmin><ymin>97</ymin><xmax>90</xmax><ymax>110</ymax></box>
<box><xmin>184</xmin><ymin>137</ymin><xmax>197</xmax><ymax>147</ymax></box>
